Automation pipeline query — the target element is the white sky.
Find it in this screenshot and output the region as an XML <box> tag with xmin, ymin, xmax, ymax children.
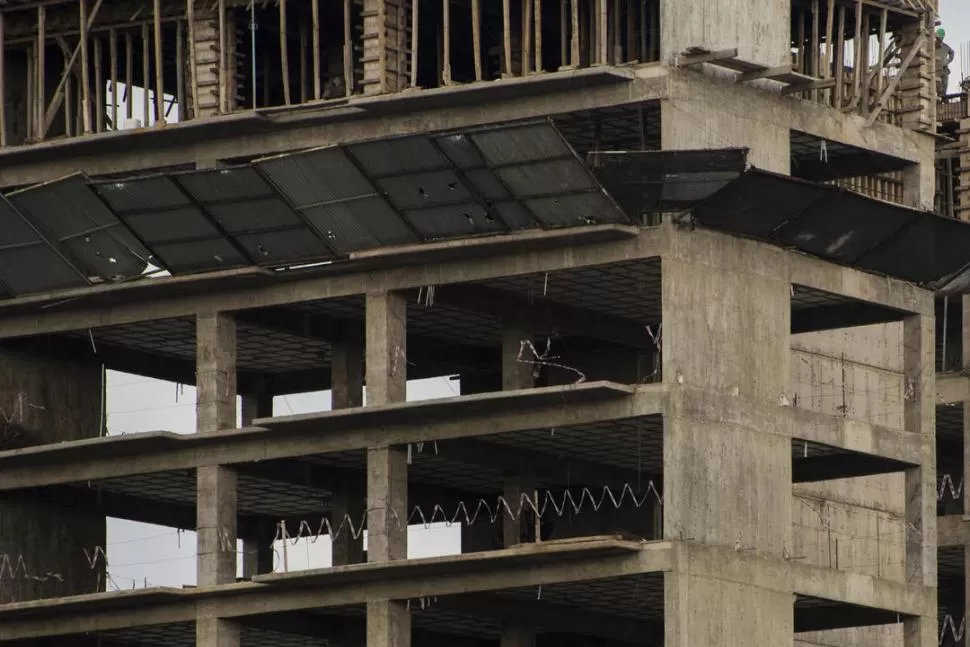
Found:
<box><xmin>940</xmin><ymin>0</ymin><xmax>970</xmax><ymax>93</ymax></box>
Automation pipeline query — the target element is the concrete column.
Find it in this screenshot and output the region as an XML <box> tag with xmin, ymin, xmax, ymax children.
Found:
<box><xmin>365</xmin><ymin>291</ymin><xmax>410</xmax><ymax>647</ymax></box>
<box><xmin>502</xmin><ymin>324</ymin><xmax>534</xmax><ymax>391</ymax></box>
<box><xmin>661</xmin><ymin>229</ymin><xmax>794</xmax><ymax>646</ymax></box>
<box><xmin>501</xmin><ymin>322</ymin><xmax>535</xmax><ymax>546</ymax></box>
<box><xmin>661</xmin><ymin>0</ymin><xmax>789</xmax><ymax>67</ymax></box>
<box><xmin>500</xmin><ymin>325</ymin><xmax>536</xmax><ymax>646</ymax></box>
<box><xmin>195</xmin><ymin>312</ymin><xmax>239</xmax><ymax>647</ymax></box>
<box><xmin>332</xmin><ymin>329</ymin><xmax>366</xmax><ymax>565</ymax></box>
<box><xmin>902</xmin><ymin>315</ymin><xmax>936</xmax><ymax>595</ymax></box>
<box><xmin>661</xmin><ymin>75</ymin><xmax>790</xmax><ymax>175</ymax></box>
<box><xmin>240</xmin><ymin>391</ymin><xmax>274</xmax><ymax>578</ymax></box>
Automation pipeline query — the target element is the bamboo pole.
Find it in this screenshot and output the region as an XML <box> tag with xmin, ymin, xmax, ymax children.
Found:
<box><xmin>40</xmin><ymin>0</ymin><xmax>102</xmax><ymax>136</ymax></box>
<box><xmin>797</xmin><ymin>9</ymin><xmax>805</xmax><ymax>73</ymax></box>
<box><xmin>823</xmin><ymin>0</ymin><xmax>834</xmax><ymax>105</ymax></box>
<box><xmin>875</xmin><ymin>8</ymin><xmax>887</xmax><ymax>98</ymax></box>
<box><xmin>860</xmin><ymin>11</ymin><xmax>870</xmax><ymax>115</ymax></box>
<box><xmin>596</xmin><ymin>0</ymin><xmax>607</xmax><ymax>65</ymax></box>
<box><xmin>534</xmin><ymin>0</ymin><xmax>542</xmax><ymax>71</ymax></box>
<box><xmin>410</xmin><ymin>0</ymin><xmax>419</xmax><ymax>87</ymax></box>
<box><xmin>312</xmin><ymin>0</ymin><xmax>321</xmax><ymax>99</ymax></box>
<box><xmin>852</xmin><ymin>0</ymin><xmax>862</xmax><ymax>106</ymax></box>
<box><xmin>142</xmin><ymin>21</ymin><xmax>150</xmax><ymax>124</ymax></box>
<box><xmin>187</xmin><ymin>0</ymin><xmax>198</xmax><ymax>118</ymax></box>
<box><xmin>560</xmin><ymin>0</ymin><xmax>567</xmax><ymax>67</ymax></box>
<box><xmin>343</xmin><ymin>0</ymin><xmax>352</xmax><ymax>95</ymax></box>
<box><xmin>109</xmin><ymin>27</ymin><xmax>117</xmax><ymax>129</ymax></box>
<box><xmin>612</xmin><ymin>0</ymin><xmax>620</xmax><ymax>63</ymax></box>
<box><xmin>80</xmin><ymin>0</ymin><xmax>92</xmax><ymax>133</ymax></box>
<box><xmin>442</xmin><ymin>0</ymin><xmax>451</xmax><ymax>83</ymax></box>
<box><xmin>125</xmin><ymin>32</ymin><xmax>133</xmax><ymax>120</ymax></box>
<box><xmin>26</xmin><ymin>45</ymin><xmax>34</xmax><ymax>139</ymax></box>
<box><xmin>571</xmin><ymin>0</ymin><xmax>580</xmax><ymax>67</ymax></box>
<box><xmin>502</xmin><ymin>0</ymin><xmax>511</xmax><ymax>76</ymax></box>
<box><xmin>472</xmin><ymin>0</ymin><xmax>482</xmax><ymax>80</ymax></box>
<box><xmin>175</xmin><ymin>21</ymin><xmax>184</xmax><ymax>120</ymax></box>
<box><xmin>37</xmin><ymin>6</ymin><xmax>46</xmax><ymax>140</ymax></box>
<box><xmin>94</xmin><ymin>36</ymin><xmax>103</xmax><ymax>131</ymax></box>
<box><xmin>834</xmin><ymin>5</ymin><xmax>845</xmax><ymax>108</ymax></box>
<box><xmin>810</xmin><ymin>0</ymin><xmax>819</xmax><ymax>101</ymax></box>
<box><xmin>154</xmin><ymin>0</ymin><xmax>164</xmax><ymax>123</ymax></box>
<box><xmin>280</xmin><ymin>0</ymin><xmax>290</xmax><ymax>104</ymax></box>
<box><xmin>523</xmin><ymin>0</ymin><xmax>532</xmax><ymax>75</ymax></box>
<box><xmin>65</xmin><ymin>49</ymin><xmax>73</xmax><ymax>134</ymax></box>
<box><xmin>0</xmin><ymin>13</ymin><xmax>6</xmax><ymax>147</ymax></box>
<box><xmin>218</xmin><ymin>0</ymin><xmax>226</xmax><ymax>112</ymax></box>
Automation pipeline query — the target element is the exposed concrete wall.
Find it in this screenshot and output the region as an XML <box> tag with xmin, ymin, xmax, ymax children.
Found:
<box><xmin>791</xmin><ymin>324</ymin><xmax>905</xmax><ymax>429</ymax></box>
<box><xmin>790</xmin><ymin>324</ymin><xmax>908</xmax><ymax>647</ymax></box>
<box><xmin>0</xmin><ymin>350</ymin><xmax>104</xmax><ymax>602</ymax></box>
<box><xmin>660</xmin><ymin>0</ymin><xmax>790</xmax><ymax>66</ymax></box>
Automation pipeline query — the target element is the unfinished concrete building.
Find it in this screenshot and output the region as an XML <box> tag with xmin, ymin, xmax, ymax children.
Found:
<box><xmin>0</xmin><ymin>0</ymin><xmax>962</xmax><ymax>646</ymax></box>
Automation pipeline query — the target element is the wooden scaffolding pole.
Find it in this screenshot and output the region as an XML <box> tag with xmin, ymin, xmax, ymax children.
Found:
<box><xmin>0</xmin><ymin>13</ymin><xmax>5</xmax><ymax>147</ymax></box>
<box><xmin>187</xmin><ymin>0</ymin><xmax>198</xmax><ymax>118</ymax></box>
<box><xmin>37</xmin><ymin>6</ymin><xmax>46</xmax><ymax>140</ymax></box>
<box><xmin>154</xmin><ymin>0</ymin><xmax>165</xmax><ymax>123</ymax></box>
<box><xmin>312</xmin><ymin>0</ymin><xmax>321</xmax><ymax>99</ymax></box>
<box><xmin>280</xmin><ymin>0</ymin><xmax>291</xmax><ymax>105</ymax></box>
<box><xmin>42</xmin><ymin>0</ymin><xmax>103</xmax><ymax>137</ymax></box>
<box><xmin>80</xmin><ymin>0</ymin><xmax>92</xmax><ymax>133</ymax></box>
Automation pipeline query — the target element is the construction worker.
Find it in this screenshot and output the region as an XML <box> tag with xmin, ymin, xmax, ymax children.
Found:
<box><xmin>937</xmin><ymin>27</ymin><xmax>955</xmax><ymax>97</ymax></box>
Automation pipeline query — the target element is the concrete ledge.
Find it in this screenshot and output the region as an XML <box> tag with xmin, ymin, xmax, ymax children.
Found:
<box><xmin>253</xmin><ymin>380</ymin><xmax>636</xmax><ymax>433</ymax></box>
<box><xmin>0</xmin><ymin>382</ymin><xmax>661</xmax><ymax>490</ymax></box>
<box><xmin>669</xmin><ymin>387</ymin><xmax>923</xmax><ymax>466</ymax></box>
<box><xmin>0</xmin><ymin>227</ymin><xmax>659</xmax><ymax>339</ymax></box>
<box><xmin>673</xmin><ymin>542</ymin><xmax>934</xmax><ymax>617</ymax></box>
<box><xmin>789</xmin><ymin>408</ymin><xmax>924</xmax><ymax>467</ymax></box>
<box><xmin>0</xmin><ymin>538</ymin><xmax>672</xmax><ymax>640</ymax></box>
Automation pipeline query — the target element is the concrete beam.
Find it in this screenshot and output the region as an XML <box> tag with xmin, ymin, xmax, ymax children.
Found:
<box><xmin>673</xmin><ymin>388</ymin><xmax>926</xmax><ymax>467</ymax></box>
<box><xmin>0</xmin><ymin>226</ymin><xmax>646</xmax><ymax>340</ymax></box>
<box><xmin>937</xmin><ymin>373</ymin><xmax>969</xmax><ymax>405</ymax></box>
<box><xmin>938</xmin><ymin>515</ymin><xmax>970</xmax><ymax>547</ymax></box>
<box><xmin>0</xmin><ymin>538</ymin><xmax>670</xmax><ymax>641</ymax></box>
<box><xmin>673</xmin><ymin>542</ymin><xmax>935</xmax><ymax>618</ymax></box>
<box><xmin>437</xmin><ymin>593</ymin><xmax>663</xmax><ymax>644</ymax></box>
<box><xmin>0</xmin><ymin>382</ymin><xmax>651</xmax><ymax>490</ymax></box>
<box><xmin>665</xmin><ymin>68</ymin><xmax>930</xmax><ymax>166</ymax></box>
<box><xmin>664</xmin><ymin>226</ymin><xmax>933</xmax><ymax>316</ymax></box>
<box><xmin>434</xmin><ymin>284</ymin><xmax>657</xmax><ymax>349</ymax></box>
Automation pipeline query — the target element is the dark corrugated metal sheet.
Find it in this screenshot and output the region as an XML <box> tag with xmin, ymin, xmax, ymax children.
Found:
<box><xmin>8</xmin><ymin>175</ymin><xmax>150</xmax><ymax>281</ymax></box>
<box><xmin>590</xmin><ymin>148</ymin><xmax>748</xmax><ymax>219</ymax></box>
<box><xmin>4</xmin><ymin>127</ymin><xmax>965</xmax><ymax>300</ymax></box>
<box><xmin>0</xmin><ymin>195</ymin><xmax>90</xmax><ymax>295</ymax></box>
<box><xmin>690</xmin><ymin>168</ymin><xmax>970</xmax><ymax>292</ymax></box>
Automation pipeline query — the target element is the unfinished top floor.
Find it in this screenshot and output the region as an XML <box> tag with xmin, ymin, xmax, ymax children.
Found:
<box><xmin>0</xmin><ymin>0</ymin><xmax>940</xmax><ymax>188</ymax></box>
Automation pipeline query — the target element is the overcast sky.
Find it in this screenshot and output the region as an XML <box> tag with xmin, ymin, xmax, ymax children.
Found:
<box><xmin>940</xmin><ymin>0</ymin><xmax>969</xmax><ymax>93</ymax></box>
<box><xmin>101</xmin><ymin>2</ymin><xmax>970</xmax><ymax>590</ymax></box>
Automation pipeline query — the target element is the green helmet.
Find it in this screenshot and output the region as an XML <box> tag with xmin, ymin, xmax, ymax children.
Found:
<box><xmin>937</xmin><ymin>27</ymin><xmax>946</xmax><ymax>39</ymax></box>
